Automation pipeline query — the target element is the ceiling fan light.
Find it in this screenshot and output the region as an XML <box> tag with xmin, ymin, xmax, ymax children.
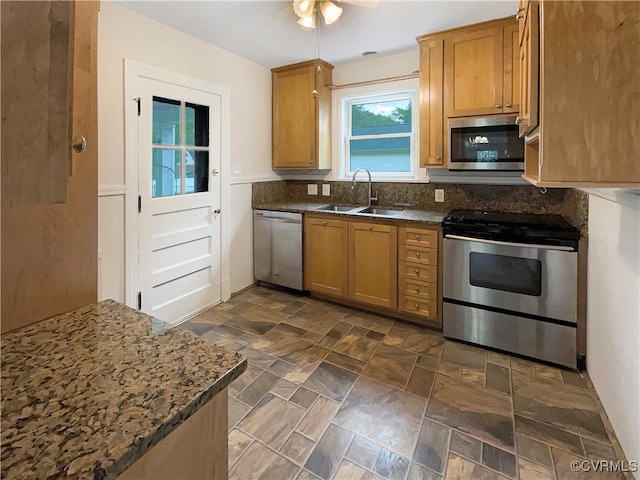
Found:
<box><xmin>297</xmin><ymin>13</ymin><xmax>316</xmax><ymax>29</ymax></box>
<box><xmin>320</xmin><ymin>1</ymin><xmax>343</xmax><ymax>25</ymax></box>
<box><xmin>293</xmin><ymin>0</ymin><xmax>315</xmax><ymax>18</ymax></box>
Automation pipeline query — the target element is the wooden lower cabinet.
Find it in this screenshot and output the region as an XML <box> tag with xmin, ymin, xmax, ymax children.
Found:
<box><xmin>304</xmin><ymin>216</ymin><xmax>442</xmax><ymax>328</ymax></box>
<box><xmin>304</xmin><ymin>216</ymin><xmax>348</xmax><ymax>296</ymax></box>
<box><xmin>348</xmin><ymin>222</ymin><xmax>397</xmax><ymax>309</ymax></box>
<box><xmin>119</xmin><ymin>389</ymin><xmax>228</xmax><ymax>480</ymax></box>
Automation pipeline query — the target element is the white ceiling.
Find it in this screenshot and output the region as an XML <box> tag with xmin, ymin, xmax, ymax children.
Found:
<box><xmin>115</xmin><ymin>0</ymin><xmax>518</xmax><ymax>68</ymax></box>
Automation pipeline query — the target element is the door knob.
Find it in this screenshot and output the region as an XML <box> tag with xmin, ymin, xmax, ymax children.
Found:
<box><xmin>211</xmin><ymin>169</ymin><xmax>219</xmax><ymax>175</ymax></box>
<box><xmin>72</xmin><ymin>136</ymin><xmax>87</xmax><ymax>153</ymax></box>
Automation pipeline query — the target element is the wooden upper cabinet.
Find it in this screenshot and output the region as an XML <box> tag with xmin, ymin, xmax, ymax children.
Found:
<box><xmin>522</xmin><ymin>0</ymin><xmax>639</xmax><ymax>187</ymax></box>
<box><xmin>518</xmin><ymin>0</ymin><xmax>539</xmax><ymax>137</ymax></box>
<box><xmin>304</xmin><ymin>216</ymin><xmax>348</xmax><ymax>297</ymax></box>
<box><xmin>418</xmin><ymin>38</ymin><xmax>445</xmax><ymax>168</ymax></box>
<box><xmin>272</xmin><ymin>59</ymin><xmax>333</xmax><ymax>170</ymax></box>
<box><xmin>348</xmin><ymin>222</ymin><xmax>397</xmax><ymax>309</ymax></box>
<box><xmin>443</xmin><ymin>18</ymin><xmax>519</xmax><ymax>118</ymax></box>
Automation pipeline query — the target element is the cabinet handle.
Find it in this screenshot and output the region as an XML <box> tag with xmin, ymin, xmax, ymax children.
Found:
<box><xmin>415</xmin><ymin>234</ymin><xmax>420</xmax><ymax>240</ymax></box>
<box><xmin>415</xmin><ymin>286</ymin><xmax>420</xmax><ymax>292</ymax></box>
<box><xmin>435</xmin><ymin>155</ymin><xmax>442</xmax><ymax>161</ymax></box>
<box><xmin>312</xmin><ymin>89</ymin><xmax>318</xmax><ymax>98</ymax></box>
<box><xmin>515</xmin><ymin>116</ymin><xmax>524</xmax><ymax>124</ymax></box>
<box><xmin>72</xmin><ymin>136</ymin><xmax>87</xmax><ymax>153</ymax></box>
<box><xmin>416</xmin><ymin>252</ymin><xmax>421</xmax><ymax>258</ymax></box>
<box><xmin>515</xmin><ymin>7</ymin><xmax>524</xmax><ymax>20</ymax></box>
<box><xmin>415</xmin><ymin>269</ymin><xmax>420</xmax><ymax>274</ymax></box>
<box><xmin>495</xmin><ymin>104</ymin><xmax>502</xmax><ymax>109</ymax></box>
<box><xmin>322</xmin><ymin>221</ymin><xmax>327</xmax><ymax>225</ymax></box>
<box><xmin>369</xmin><ymin>226</ymin><xmax>373</xmax><ymax>231</ymax></box>
<box><xmin>505</xmin><ymin>103</ymin><xmax>512</xmax><ymax>108</ymax></box>
<box><xmin>415</xmin><ymin>304</ymin><xmax>420</xmax><ymax>310</ymax></box>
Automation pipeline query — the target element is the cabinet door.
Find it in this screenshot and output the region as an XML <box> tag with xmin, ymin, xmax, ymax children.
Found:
<box><xmin>419</xmin><ymin>38</ymin><xmax>445</xmax><ymax>167</ymax></box>
<box><xmin>304</xmin><ymin>217</ymin><xmax>348</xmax><ymax>297</ymax></box>
<box><xmin>518</xmin><ymin>0</ymin><xmax>539</xmax><ymax>137</ymax></box>
<box><xmin>444</xmin><ymin>27</ymin><xmax>504</xmax><ymax>117</ymax></box>
<box><xmin>348</xmin><ymin>222</ymin><xmax>397</xmax><ymax>309</ymax></box>
<box><xmin>503</xmin><ymin>23</ymin><xmax>520</xmax><ymax>114</ymax></box>
<box><xmin>1</xmin><ymin>1</ymin><xmax>98</xmax><ymax>333</ymax></box>
<box><xmin>272</xmin><ymin>66</ymin><xmax>316</xmax><ymax>168</ymax></box>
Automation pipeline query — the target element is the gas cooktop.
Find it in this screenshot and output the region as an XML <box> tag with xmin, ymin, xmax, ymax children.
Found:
<box><xmin>442</xmin><ymin>209</ymin><xmax>580</xmax><ymax>248</ymax></box>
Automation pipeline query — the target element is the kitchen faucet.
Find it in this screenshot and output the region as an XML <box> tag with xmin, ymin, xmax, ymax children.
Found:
<box><xmin>351</xmin><ymin>168</ymin><xmax>378</xmax><ymax>207</ymax></box>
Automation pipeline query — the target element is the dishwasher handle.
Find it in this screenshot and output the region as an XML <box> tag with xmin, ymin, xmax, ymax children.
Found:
<box><xmin>255</xmin><ymin>215</ymin><xmax>301</xmax><ymax>224</ymax></box>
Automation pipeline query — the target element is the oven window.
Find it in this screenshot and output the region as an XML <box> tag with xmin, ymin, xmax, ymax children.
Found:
<box><xmin>469</xmin><ymin>252</ymin><xmax>542</xmax><ymax>296</ymax></box>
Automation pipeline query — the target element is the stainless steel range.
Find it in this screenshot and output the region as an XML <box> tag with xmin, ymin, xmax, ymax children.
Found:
<box><xmin>442</xmin><ymin>210</ymin><xmax>581</xmax><ymax>368</ymax></box>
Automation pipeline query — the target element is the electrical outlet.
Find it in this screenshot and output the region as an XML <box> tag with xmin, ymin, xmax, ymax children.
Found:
<box><xmin>232</xmin><ymin>163</ymin><xmax>242</xmax><ymax>175</ymax></box>
<box><xmin>307</xmin><ymin>184</ymin><xmax>318</xmax><ymax>195</ymax></box>
<box><xmin>435</xmin><ymin>189</ymin><xmax>445</xmax><ymax>202</ymax></box>
<box><xmin>322</xmin><ymin>184</ymin><xmax>331</xmax><ymax>196</ymax></box>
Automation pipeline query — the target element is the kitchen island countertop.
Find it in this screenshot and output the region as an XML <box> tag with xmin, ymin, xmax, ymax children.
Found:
<box><xmin>1</xmin><ymin>299</ymin><xmax>246</xmax><ymax>480</ymax></box>
<box><xmin>253</xmin><ymin>201</ymin><xmax>445</xmax><ymax>224</ymax></box>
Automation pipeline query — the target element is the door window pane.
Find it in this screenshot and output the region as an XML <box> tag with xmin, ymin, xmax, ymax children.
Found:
<box><xmin>469</xmin><ymin>252</ymin><xmax>542</xmax><ymax>296</ymax></box>
<box><xmin>152</xmin><ymin>149</ymin><xmax>181</xmax><ymax>197</ymax></box>
<box><xmin>185</xmin><ymin>150</ymin><xmax>209</xmax><ymax>194</ymax></box>
<box><xmin>185</xmin><ymin>102</ymin><xmax>210</xmax><ymax>147</ymax></box>
<box><xmin>153</xmin><ymin>97</ymin><xmax>181</xmax><ymax>145</ymax></box>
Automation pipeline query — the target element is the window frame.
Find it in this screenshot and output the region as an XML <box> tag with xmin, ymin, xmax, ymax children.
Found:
<box><xmin>334</xmin><ymin>80</ymin><xmax>421</xmax><ymax>181</ymax></box>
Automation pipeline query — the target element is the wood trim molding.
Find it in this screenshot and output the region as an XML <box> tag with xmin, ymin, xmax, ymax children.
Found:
<box><xmin>98</xmin><ymin>184</ymin><xmax>126</xmax><ymax>197</ymax></box>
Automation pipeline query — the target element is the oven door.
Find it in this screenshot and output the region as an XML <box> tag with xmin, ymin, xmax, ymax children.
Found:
<box><xmin>443</xmin><ymin>235</ymin><xmax>577</xmax><ymax>323</ymax></box>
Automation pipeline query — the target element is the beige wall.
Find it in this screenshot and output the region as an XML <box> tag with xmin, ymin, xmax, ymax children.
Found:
<box><xmin>587</xmin><ymin>191</ymin><xmax>640</xmax><ymax>476</ymax></box>
<box><xmin>97</xmin><ymin>1</ymin><xmax>277</xmax><ymax>303</ymax></box>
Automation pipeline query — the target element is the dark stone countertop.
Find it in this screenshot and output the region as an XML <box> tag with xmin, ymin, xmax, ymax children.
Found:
<box><xmin>253</xmin><ymin>201</ymin><xmax>445</xmax><ymax>225</ymax></box>
<box><xmin>0</xmin><ymin>299</ymin><xmax>246</xmax><ymax>480</ymax></box>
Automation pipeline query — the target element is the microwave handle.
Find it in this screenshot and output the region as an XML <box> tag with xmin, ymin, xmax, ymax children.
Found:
<box><xmin>444</xmin><ymin>234</ymin><xmax>576</xmax><ymax>252</ymax></box>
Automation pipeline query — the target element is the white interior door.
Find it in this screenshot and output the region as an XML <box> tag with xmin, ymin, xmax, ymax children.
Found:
<box><xmin>137</xmin><ymin>77</ymin><xmax>222</xmax><ymax>324</ymax></box>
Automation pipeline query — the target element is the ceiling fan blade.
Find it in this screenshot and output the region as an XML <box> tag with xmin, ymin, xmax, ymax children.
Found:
<box><xmin>340</xmin><ymin>0</ymin><xmax>379</xmax><ymax>8</ymax></box>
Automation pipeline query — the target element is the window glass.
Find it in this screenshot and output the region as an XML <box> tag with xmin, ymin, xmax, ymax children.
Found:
<box><xmin>153</xmin><ymin>97</ymin><xmax>181</xmax><ymax>145</ymax></box>
<box><xmin>185</xmin><ymin>102</ymin><xmax>210</xmax><ymax>147</ymax></box>
<box><xmin>152</xmin><ymin>149</ymin><xmax>181</xmax><ymax>197</ymax></box>
<box><xmin>185</xmin><ymin>150</ymin><xmax>209</xmax><ymax>194</ymax></box>
<box><xmin>344</xmin><ymin>93</ymin><xmax>415</xmax><ymax>176</ymax></box>
<box><xmin>469</xmin><ymin>252</ymin><xmax>542</xmax><ymax>296</ymax></box>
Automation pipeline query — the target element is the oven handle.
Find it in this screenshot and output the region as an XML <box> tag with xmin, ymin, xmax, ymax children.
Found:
<box><xmin>444</xmin><ymin>234</ymin><xmax>576</xmax><ymax>252</ymax></box>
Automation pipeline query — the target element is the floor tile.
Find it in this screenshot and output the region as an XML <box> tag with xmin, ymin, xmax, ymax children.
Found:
<box><xmin>349</xmin><ymin>326</ymin><xmax>368</xmax><ymax>337</ymax></box>
<box><xmin>325</xmin><ymin>351</ymin><xmax>367</xmax><ymax>374</ymax></box>
<box><xmin>342</xmin><ymin>312</ymin><xmax>394</xmax><ymax>334</ymax></box>
<box><xmin>179</xmin><ymin>319</ymin><xmax>216</xmax><ymax>336</ymax></box>
<box><xmin>402</xmin><ymin>331</ymin><xmax>444</xmax><ymax>357</ymax></box>
<box><xmin>366</xmin><ymin>330</ymin><xmax>385</xmax><ymax>341</ymax></box>
<box><xmin>228</xmin><ymin>396</ymin><xmax>251</xmax><ymax>431</ymax></box>
<box><xmin>284</xmin><ymin>355</ymin><xmax>322</xmax><ymax>384</ymax></box>
<box><xmin>266</xmin><ymin>335</ymin><xmax>314</xmax><ymax>364</ymax></box>
<box><xmin>427</xmin><ymin>374</ymin><xmax>514</xmax><ymax>451</ymax></box>
<box><xmin>376</xmin><ymin>343</ymin><xmax>418</xmax><ymax>365</ymax></box>
<box><xmin>308</xmin><ymin>345</ymin><xmax>330</xmax><ymax>360</ymax></box>
<box><xmin>442</xmin><ymin>342</ymin><xmax>486</xmax><ymax>371</ymax></box>
<box><xmin>304</xmin><ymin>424</ymin><xmax>353</xmax><ymax>480</ymax></box>
<box><xmin>238</xmin><ymin>346</ymin><xmax>278</xmax><ymax>370</ymax></box>
<box><xmin>225</xmin><ymin>314</ymin><xmax>277</xmax><ymax>337</ymax></box>
<box><xmin>345</xmin><ymin>435</ymin><xmax>381</xmax><ymax>470</ymax></box>
<box><xmin>228</xmin><ymin>363</ymin><xmax>263</xmax><ymax>397</ymax></box>
<box><xmin>275</xmin><ymin>322</ymin><xmax>310</xmax><ymax>339</ymax></box>
<box><xmin>297</xmin><ymin>396</ymin><xmax>341</xmax><ymax>441</ymax></box>
<box><xmin>518</xmin><ymin>458</ymin><xmax>554</xmax><ymax>480</ymax></box>
<box><xmin>374</xmin><ymin>448</ymin><xmax>410</xmax><ymax>480</ymax></box>
<box><xmin>516</xmin><ymin>433</ymin><xmax>553</xmax><ymax>467</ymax></box>
<box><xmin>534</xmin><ymin>364</ymin><xmax>564</xmax><ymax>383</ymax></box>
<box><xmin>325</xmin><ymin>322</ymin><xmax>353</xmax><ymax>340</ymax></box>
<box><xmin>281</xmin><ymin>431</ymin><xmax>316</xmax><ymax>465</ymax></box>
<box><xmin>334</xmin><ymin>376</ymin><xmax>426</xmax><ymax>458</ymax></box>
<box><xmin>581</xmin><ymin>437</ymin><xmax>618</xmax><ymax>462</ymax></box>
<box><xmin>238</xmin><ymin>393</ymin><xmax>306</xmax><ymax>450</ymax></box>
<box><xmin>482</xmin><ymin>443</ymin><xmax>517</xmax><ymax>478</ymax></box>
<box><xmin>271</xmin><ymin>378</ymin><xmax>299</xmax><ymax>400</ymax></box>
<box><xmin>515</xmin><ymin>415</ymin><xmax>585</xmax><ymax>456</ymax></box>
<box><xmin>487</xmin><ymin>351</ymin><xmax>510</xmax><ymax>367</ymax></box>
<box><xmin>296</xmin><ymin>469</ymin><xmax>322</xmax><ymax>480</ymax></box>
<box><xmin>405</xmin><ymin>366</ymin><xmax>435</xmax><ymax>399</ymax></box>
<box><xmin>333</xmin><ymin>334</ymin><xmax>379</xmax><ymax>363</ymax></box>
<box><xmin>334</xmin><ymin>459</ymin><xmax>383</xmax><ymax>480</ymax></box>
<box><xmin>228</xmin><ymin>440</ymin><xmax>299</xmax><ymax>480</ymax></box>
<box><xmin>561</xmin><ymin>370</ymin><xmax>588</xmax><ymax>389</ymax></box>
<box><xmin>512</xmin><ymin>371</ymin><xmax>609</xmax><ymax>442</ymax></box>
<box><xmin>268</xmin><ymin>359</ymin><xmax>294</xmax><ymax>377</ymax></box>
<box><xmin>437</xmin><ymin>361</ymin><xmax>462</xmax><ymax>379</ymax></box>
<box><xmin>552</xmin><ymin>448</ymin><xmax>626</xmax><ymax>480</ymax></box>
<box><xmin>412</xmin><ymin>418</ymin><xmax>450</xmax><ymax>474</ymax></box>
<box><xmin>444</xmin><ymin>454</ymin><xmax>507</xmax><ymax>480</ymax></box>
<box><xmin>460</xmin><ymin>367</ymin><xmax>485</xmax><ymax>386</ymax></box>
<box><xmin>237</xmin><ymin>370</ymin><xmax>279</xmax><ymax>406</ymax></box>
<box><xmin>415</xmin><ymin>355</ymin><xmax>439</xmax><ymax>371</ymax></box>
<box><xmin>242</xmin><ymin>304</ymin><xmax>289</xmax><ymax>324</ymax></box>
<box><xmin>486</xmin><ymin>363</ymin><xmax>511</xmax><ymax>395</ymax></box>
<box><xmin>228</xmin><ymin>428</ymin><xmax>252</xmax><ymax>468</ymax></box>
<box><xmin>406</xmin><ymin>462</ymin><xmax>442</xmax><ymax>480</ymax></box>
<box><xmin>213</xmin><ymin>323</ymin><xmax>246</xmax><ymax>340</ymax></box>
<box><xmin>363</xmin><ymin>353</ymin><xmax>412</xmax><ymax>390</ymax></box>
<box><xmin>282</xmin><ymin>300</ymin><xmax>305</xmax><ymax>315</ymax></box>
<box><xmin>449</xmin><ymin>430</ymin><xmax>482</xmax><ymax>463</ymax></box>
<box><xmin>290</xmin><ymin>387</ymin><xmax>319</xmax><ymax>410</ymax></box>
<box><xmin>302</xmin><ymin>361</ymin><xmax>359</xmax><ymax>402</ymax></box>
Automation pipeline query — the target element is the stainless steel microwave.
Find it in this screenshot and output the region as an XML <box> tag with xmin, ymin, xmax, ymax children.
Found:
<box><xmin>448</xmin><ymin>115</ymin><xmax>524</xmax><ymax>171</ymax></box>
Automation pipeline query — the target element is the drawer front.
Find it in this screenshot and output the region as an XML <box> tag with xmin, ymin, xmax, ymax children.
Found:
<box><xmin>399</xmin><ymin>227</ymin><xmax>438</xmax><ymax>249</ymax></box>
<box><xmin>399</xmin><ymin>245</ymin><xmax>437</xmax><ymax>265</ymax></box>
<box><xmin>399</xmin><ymin>295</ymin><xmax>437</xmax><ymax>319</ymax></box>
<box><xmin>399</xmin><ymin>261</ymin><xmax>437</xmax><ymax>283</ymax></box>
<box><xmin>399</xmin><ymin>278</ymin><xmax>437</xmax><ymax>300</ymax></box>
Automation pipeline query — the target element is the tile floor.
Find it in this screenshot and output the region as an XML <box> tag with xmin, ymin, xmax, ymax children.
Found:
<box><xmin>180</xmin><ymin>286</ymin><xmax>629</xmax><ymax>480</ymax></box>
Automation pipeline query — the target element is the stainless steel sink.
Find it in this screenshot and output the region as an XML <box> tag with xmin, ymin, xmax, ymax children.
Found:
<box><xmin>356</xmin><ymin>207</ymin><xmax>403</xmax><ymax>216</ymax></box>
<box><xmin>316</xmin><ymin>204</ymin><xmax>358</xmax><ymax>212</ymax></box>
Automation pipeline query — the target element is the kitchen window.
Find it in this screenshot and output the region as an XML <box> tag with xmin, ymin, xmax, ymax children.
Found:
<box><xmin>336</xmin><ymin>83</ymin><xmax>419</xmax><ymax>180</ymax></box>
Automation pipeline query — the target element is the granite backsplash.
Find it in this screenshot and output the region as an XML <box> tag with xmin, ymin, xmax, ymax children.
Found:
<box><xmin>252</xmin><ymin>180</ymin><xmax>589</xmax><ymax>235</ymax></box>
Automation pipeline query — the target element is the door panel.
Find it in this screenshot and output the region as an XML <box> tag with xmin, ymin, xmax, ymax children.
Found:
<box><xmin>138</xmin><ymin>78</ymin><xmax>221</xmax><ymax>325</ymax></box>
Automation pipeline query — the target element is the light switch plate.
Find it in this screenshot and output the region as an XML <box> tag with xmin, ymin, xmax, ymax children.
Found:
<box><xmin>322</xmin><ymin>184</ymin><xmax>330</xmax><ymax>196</ymax></box>
<box><xmin>308</xmin><ymin>184</ymin><xmax>318</xmax><ymax>195</ymax></box>
<box><xmin>232</xmin><ymin>163</ymin><xmax>242</xmax><ymax>175</ymax></box>
<box><xmin>435</xmin><ymin>189</ymin><xmax>445</xmax><ymax>202</ymax></box>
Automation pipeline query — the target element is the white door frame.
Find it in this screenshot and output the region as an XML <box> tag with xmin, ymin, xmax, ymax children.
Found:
<box><xmin>123</xmin><ymin>59</ymin><xmax>232</xmax><ymax>311</ymax></box>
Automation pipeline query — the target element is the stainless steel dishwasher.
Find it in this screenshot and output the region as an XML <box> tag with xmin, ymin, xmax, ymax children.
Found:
<box><xmin>253</xmin><ymin>210</ymin><xmax>303</xmax><ymax>290</ymax></box>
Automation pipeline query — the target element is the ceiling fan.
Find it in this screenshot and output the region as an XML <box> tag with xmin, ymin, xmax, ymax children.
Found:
<box><xmin>288</xmin><ymin>0</ymin><xmax>379</xmax><ymax>29</ymax></box>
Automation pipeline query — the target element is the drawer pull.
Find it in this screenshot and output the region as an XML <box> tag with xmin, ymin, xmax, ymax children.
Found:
<box><xmin>322</xmin><ymin>221</ymin><xmax>327</xmax><ymax>225</ymax></box>
<box><xmin>415</xmin><ymin>304</ymin><xmax>420</xmax><ymax>310</ymax></box>
<box><xmin>416</xmin><ymin>252</ymin><xmax>421</xmax><ymax>258</ymax></box>
<box><xmin>369</xmin><ymin>226</ymin><xmax>373</xmax><ymax>231</ymax></box>
<box><xmin>415</xmin><ymin>234</ymin><xmax>420</xmax><ymax>240</ymax></box>
<box><xmin>415</xmin><ymin>269</ymin><xmax>420</xmax><ymax>274</ymax></box>
<box><xmin>415</xmin><ymin>286</ymin><xmax>420</xmax><ymax>292</ymax></box>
